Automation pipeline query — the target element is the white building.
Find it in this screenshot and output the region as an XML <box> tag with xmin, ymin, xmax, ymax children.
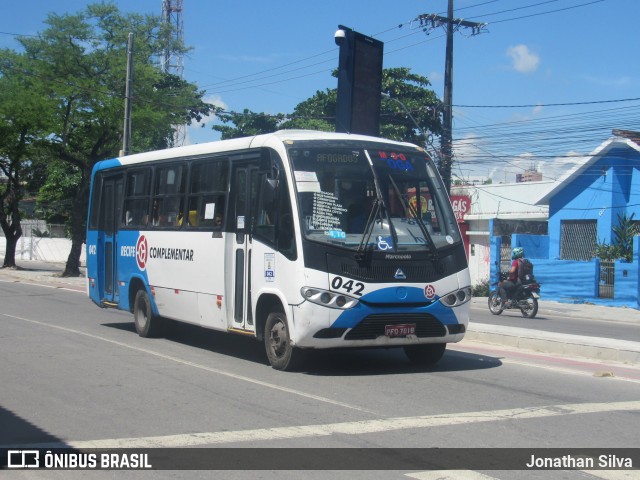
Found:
<box><xmin>452</xmin><ymin>181</ymin><xmax>555</xmax><ymax>286</ymax></box>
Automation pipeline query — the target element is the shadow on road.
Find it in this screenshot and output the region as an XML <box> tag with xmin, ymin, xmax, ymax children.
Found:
<box><xmin>0</xmin><ymin>405</ymin><xmax>69</xmax><ymax>448</ymax></box>
<box><xmin>102</xmin><ymin>320</ymin><xmax>502</xmax><ymax>376</ymax></box>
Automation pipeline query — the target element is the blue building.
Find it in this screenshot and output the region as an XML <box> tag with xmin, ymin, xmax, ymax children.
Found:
<box><xmin>506</xmin><ymin>131</ymin><xmax>640</xmax><ymax>307</ymax></box>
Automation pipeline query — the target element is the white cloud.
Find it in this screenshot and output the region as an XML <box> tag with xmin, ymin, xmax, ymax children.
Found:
<box><xmin>582</xmin><ymin>75</ymin><xmax>633</xmax><ymax>87</ymax></box>
<box><xmin>538</xmin><ymin>151</ymin><xmax>586</xmax><ymax>182</ymax></box>
<box><xmin>204</xmin><ymin>94</ymin><xmax>228</xmax><ymax>111</ymax></box>
<box><xmin>428</xmin><ymin>71</ymin><xmax>443</xmax><ymax>84</ymax></box>
<box><xmin>506</xmin><ymin>44</ymin><xmax>540</xmax><ymax>73</ymax></box>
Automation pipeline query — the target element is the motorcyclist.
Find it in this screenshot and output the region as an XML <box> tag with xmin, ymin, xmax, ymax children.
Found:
<box><xmin>499</xmin><ymin>247</ymin><xmax>524</xmax><ymax>306</ymax></box>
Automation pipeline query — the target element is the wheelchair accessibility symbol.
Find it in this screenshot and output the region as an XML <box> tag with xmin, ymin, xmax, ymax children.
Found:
<box><xmin>376</xmin><ymin>236</ymin><xmax>393</xmax><ymax>251</ymax></box>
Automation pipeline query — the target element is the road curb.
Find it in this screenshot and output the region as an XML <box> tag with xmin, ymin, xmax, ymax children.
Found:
<box><xmin>466</xmin><ymin>323</ymin><xmax>640</xmax><ymax>365</ymax></box>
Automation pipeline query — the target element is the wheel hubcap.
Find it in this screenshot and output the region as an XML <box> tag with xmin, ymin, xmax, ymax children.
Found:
<box><xmin>269</xmin><ymin>320</ymin><xmax>286</xmax><ymax>358</ymax></box>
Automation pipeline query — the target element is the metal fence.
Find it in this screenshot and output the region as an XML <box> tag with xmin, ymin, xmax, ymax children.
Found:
<box><xmin>499</xmin><ymin>236</ymin><xmax>512</xmax><ymax>273</ymax></box>
<box><xmin>560</xmin><ymin>220</ymin><xmax>597</xmax><ymax>260</ymax></box>
<box><xmin>0</xmin><ymin>221</ymin><xmax>67</xmax><ymax>238</ymax></box>
<box><xmin>599</xmin><ymin>260</ymin><xmax>615</xmax><ymax>298</ymax></box>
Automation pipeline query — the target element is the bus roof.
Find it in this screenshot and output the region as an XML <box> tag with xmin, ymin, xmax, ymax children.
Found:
<box><xmin>94</xmin><ymin>130</ymin><xmax>422</xmax><ymax>171</ymax></box>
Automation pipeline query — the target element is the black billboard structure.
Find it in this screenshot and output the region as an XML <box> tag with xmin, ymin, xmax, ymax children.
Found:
<box><xmin>335</xmin><ymin>26</ymin><xmax>384</xmax><ymax>137</ymax></box>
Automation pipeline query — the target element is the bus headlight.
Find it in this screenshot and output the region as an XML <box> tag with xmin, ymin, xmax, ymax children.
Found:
<box><xmin>300</xmin><ymin>287</ymin><xmax>359</xmax><ymax>310</ymax></box>
<box><xmin>440</xmin><ymin>287</ymin><xmax>472</xmax><ymax>308</ymax></box>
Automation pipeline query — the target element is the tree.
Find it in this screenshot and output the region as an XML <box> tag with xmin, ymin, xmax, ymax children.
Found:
<box><xmin>0</xmin><ymin>51</ymin><xmax>54</xmax><ymax>267</ymax></box>
<box><xmin>213</xmin><ymin>67</ymin><xmax>442</xmax><ymax>147</ymax></box>
<box><xmin>214</xmin><ymin>109</ymin><xmax>284</xmax><ymax>140</ymax></box>
<box><xmin>9</xmin><ymin>3</ymin><xmax>212</xmax><ymax>276</ymax></box>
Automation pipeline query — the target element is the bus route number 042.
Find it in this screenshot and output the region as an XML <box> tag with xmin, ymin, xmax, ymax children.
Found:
<box><xmin>331</xmin><ymin>277</ymin><xmax>365</xmax><ymax>297</ymax></box>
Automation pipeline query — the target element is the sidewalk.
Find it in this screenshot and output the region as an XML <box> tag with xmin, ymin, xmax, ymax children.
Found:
<box><xmin>0</xmin><ymin>261</ymin><xmax>86</xmax><ymax>293</ymax></box>
<box><xmin>467</xmin><ymin>297</ymin><xmax>640</xmax><ymax>365</ymax></box>
<box><xmin>1</xmin><ymin>261</ymin><xmax>639</xmax><ymax>365</ymax></box>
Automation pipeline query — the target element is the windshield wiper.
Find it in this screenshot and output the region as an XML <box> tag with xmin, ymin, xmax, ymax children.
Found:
<box><xmin>355</xmin><ymin>197</ymin><xmax>382</xmax><ymax>260</ymax></box>
<box><xmin>386</xmin><ymin>174</ymin><xmax>438</xmax><ymax>261</ymax></box>
<box><xmin>353</xmin><ymin>151</ymin><xmax>399</xmax><ymax>259</ymax></box>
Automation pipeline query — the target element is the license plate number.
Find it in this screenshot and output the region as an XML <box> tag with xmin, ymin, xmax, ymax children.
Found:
<box><xmin>385</xmin><ymin>324</ymin><xmax>416</xmax><ymax>337</ymax></box>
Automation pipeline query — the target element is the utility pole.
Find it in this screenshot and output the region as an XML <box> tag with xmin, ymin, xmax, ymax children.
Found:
<box><xmin>121</xmin><ymin>32</ymin><xmax>134</xmax><ymax>157</ymax></box>
<box><xmin>416</xmin><ymin>0</ymin><xmax>486</xmax><ymax>193</ymax></box>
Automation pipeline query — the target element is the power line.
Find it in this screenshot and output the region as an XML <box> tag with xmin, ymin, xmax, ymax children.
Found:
<box><xmin>453</xmin><ymin>97</ymin><xmax>640</xmax><ymax>108</ymax></box>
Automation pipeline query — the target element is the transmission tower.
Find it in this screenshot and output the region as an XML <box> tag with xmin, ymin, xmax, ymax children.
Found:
<box><xmin>161</xmin><ymin>0</ymin><xmax>187</xmax><ymax>146</ymax></box>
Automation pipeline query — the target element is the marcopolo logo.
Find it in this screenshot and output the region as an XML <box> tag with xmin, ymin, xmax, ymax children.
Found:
<box><xmin>136</xmin><ymin>235</ymin><xmax>148</xmax><ymax>271</ymax></box>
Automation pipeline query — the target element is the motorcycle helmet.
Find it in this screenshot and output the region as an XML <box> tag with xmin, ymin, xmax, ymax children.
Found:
<box><xmin>511</xmin><ymin>247</ymin><xmax>524</xmax><ymax>259</ymax></box>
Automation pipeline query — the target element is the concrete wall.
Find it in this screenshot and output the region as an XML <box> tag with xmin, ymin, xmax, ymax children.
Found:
<box><xmin>512</xmin><ymin>234</ymin><xmax>549</xmax><ymax>259</ymax></box>
<box><xmin>468</xmin><ymin>235</ymin><xmax>491</xmax><ymax>287</ymax></box>
<box><xmin>533</xmin><ymin>259</ymin><xmax>599</xmax><ymax>301</ymax></box>
<box><xmin>0</xmin><ymin>237</ymin><xmax>85</xmax><ymax>264</ymax></box>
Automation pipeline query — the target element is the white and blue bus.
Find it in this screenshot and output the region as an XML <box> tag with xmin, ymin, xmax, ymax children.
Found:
<box><xmin>86</xmin><ymin>130</ymin><xmax>470</xmax><ymax>370</ymax></box>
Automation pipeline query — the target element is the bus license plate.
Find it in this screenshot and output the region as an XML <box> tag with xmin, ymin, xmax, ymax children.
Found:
<box><xmin>385</xmin><ymin>324</ymin><xmax>416</xmax><ymax>337</ymax></box>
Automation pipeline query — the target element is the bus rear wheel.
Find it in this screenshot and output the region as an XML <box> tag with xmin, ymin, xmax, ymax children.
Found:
<box><xmin>403</xmin><ymin>343</ymin><xmax>446</xmax><ymax>366</ymax></box>
<box><xmin>264</xmin><ymin>311</ymin><xmax>304</xmax><ymax>371</ymax></box>
<box><xmin>133</xmin><ymin>289</ymin><xmax>165</xmax><ymax>338</ymax></box>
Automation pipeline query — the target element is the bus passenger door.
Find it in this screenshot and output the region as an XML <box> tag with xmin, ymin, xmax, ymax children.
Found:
<box><xmin>229</xmin><ymin>164</ymin><xmax>258</xmax><ymax>333</ymax></box>
<box><xmin>99</xmin><ymin>175</ymin><xmax>123</xmax><ymax>304</ymax></box>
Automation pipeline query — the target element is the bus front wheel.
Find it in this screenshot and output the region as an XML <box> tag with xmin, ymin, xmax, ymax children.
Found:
<box><xmin>264</xmin><ymin>311</ymin><xmax>304</xmax><ymax>371</ymax></box>
<box><xmin>133</xmin><ymin>289</ymin><xmax>165</xmax><ymax>338</ymax></box>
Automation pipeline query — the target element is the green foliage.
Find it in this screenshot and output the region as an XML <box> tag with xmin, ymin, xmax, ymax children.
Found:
<box><xmin>0</xmin><ymin>2</ymin><xmax>213</xmax><ymax>273</ymax></box>
<box><xmin>214</xmin><ymin>109</ymin><xmax>285</xmax><ymax>140</ymax></box>
<box><xmin>213</xmin><ymin>67</ymin><xmax>442</xmax><ymax>146</ymax></box>
<box><xmin>471</xmin><ymin>279</ymin><xmax>490</xmax><ymax>297</ymax></box>
<box><xmin>36</xmin><ymin>161</ymin><xmax>81</xmax><ymax>226</ymax></box>
<box><xmin>594</xmin><ymin>213</ymin><xmax>639</xmax><ymax>262</ymax></box>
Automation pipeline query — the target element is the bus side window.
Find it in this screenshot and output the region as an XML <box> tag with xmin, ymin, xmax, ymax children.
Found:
<box><xmin>254</xmin><ymin>174</ymin><xmax>276</xmax><ymax>245</ymax></box>
<box><xmin>276</xmin><ymin>179</ymin><xmax>296</xmax><ymax>260</ymax></box>
<box><xmin>123</xmin><ymin>169</ymin><xmax>151</xmax><ymax>228</ymax></box>
<box><xmin>152</xmin><ymin>165</ymin><xmax>185</xmax><ymax>229</ymax></box>
<box><xmin>188</xmin><ymin>159</ymin><xmax>228</xmax><ymax>229</ymax></box>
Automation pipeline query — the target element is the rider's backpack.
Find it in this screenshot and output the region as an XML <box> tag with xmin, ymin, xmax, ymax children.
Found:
<box><xmin>517</xmin><ymin>258</ymin><xmax>534</xmax><ymax>283</ymax></box>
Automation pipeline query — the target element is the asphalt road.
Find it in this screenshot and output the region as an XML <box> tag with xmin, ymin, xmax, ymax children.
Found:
<box><xmin>1</xmin><ymin>280</ymin><xmax>640</xmax><ymax>479</ymax></box>
<box><xmin>469</xmin><ymin>300</ymin><xmax>640</xmax><ymax>342</ymax></box>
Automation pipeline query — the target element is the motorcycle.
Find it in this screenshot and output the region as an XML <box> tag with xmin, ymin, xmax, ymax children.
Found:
<box><xmin>488</xmin><ymin>272</ymin><xmax>541</xmax><ymax>318</ymax></box>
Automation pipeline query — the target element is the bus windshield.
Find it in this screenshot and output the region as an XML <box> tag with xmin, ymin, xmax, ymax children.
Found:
<box><xmin>289</xmin><ymin>145</ymin><xmax>461</xmax><ymax>253</ymax></box>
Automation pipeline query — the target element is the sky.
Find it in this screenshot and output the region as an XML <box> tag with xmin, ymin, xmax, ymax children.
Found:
<box><xmin>1</xmin><ymin>0</ymin><xmax>639</xmax><ymax>183</ymax></box>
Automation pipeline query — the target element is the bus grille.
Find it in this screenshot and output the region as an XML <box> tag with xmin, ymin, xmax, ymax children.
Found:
<box><xmin>340</xmin><ymin>264</ymin><xmax>443</xmax><ymax>282</ymax></box>
<box><xmin>344</xmin><ymin>313</ymin><xmax>446</xmax><ymax>340</ymax></box>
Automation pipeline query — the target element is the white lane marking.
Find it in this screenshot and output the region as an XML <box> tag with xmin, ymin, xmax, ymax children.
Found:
<box><xmin>406</xmin><ymin>472</ymin><xmax>498</xmax><ymax>480</ymax></box>
<box><xmin>581</xmin><ymin>471</ymin><xmax>639</xmax><ymax>480</ymax></box>
<box><xmin>1</xmin><ymin>312</ymin><xmax>376</xmax><ymax>415</ymax></box>
<box><xmin>23</xmin><ymin>400</ymin><xmax>640</xmax><ymax>449</ymax></box>
<box><xmin>449</xmin><ymin>343</ymin><xmax>640</xmax><ymax>385</ymax></box>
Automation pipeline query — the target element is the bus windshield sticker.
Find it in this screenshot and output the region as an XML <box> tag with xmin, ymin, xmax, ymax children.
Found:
<box><xmin>295</xmin><ymin>171</ymin><xmax>321</xmax><ymax>193</ymax></box>
<box><xmin>204</xmin><ymin>203</ymin><xmax>216</xmax><ymax>220</ymax></box>
<box><xmin>237</xmin><ymin>216</ymin><xmax>245</xmax><ymax>229</ymax></box>
<box><xmin>264</xmin><ymin>253</ymin><xmax>275</xmax><ymax>282</ymax></box>
<box><xmin>294</xmin><ymin>171</ymin><xmax>318</xmax><ymax>182</ymax></box>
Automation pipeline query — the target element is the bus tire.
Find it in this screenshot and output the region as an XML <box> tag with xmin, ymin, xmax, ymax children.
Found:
<box><xmin>264</xmin><ymin>311</ymin><xmax>304</xmax><ymax>371</ymax></box>
<box><xmin>133</xmin><ymin>289</ymin><xmax>164</xmax><ymax>338</ymax></box>
<box><xmin>403</xmin><ymin>343</ymin><xmax>446</xmax><ymax>366</ymax></box>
